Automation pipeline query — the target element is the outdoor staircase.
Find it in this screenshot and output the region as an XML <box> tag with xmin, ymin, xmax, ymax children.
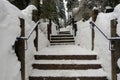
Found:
<box><xmin>50</xmin><ymin>31</ymin><xmax>75</xmax><ymax>45</ymax></box>
<box><xmin>29</xmin><ymin>31</ymin><xmax>108</xmax><ymax>80</ymax></box>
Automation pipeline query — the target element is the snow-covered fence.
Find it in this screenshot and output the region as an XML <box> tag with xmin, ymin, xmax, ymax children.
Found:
<box><xmin>90</xmin><ymin>19</ymin><xmax>120</xmax><ymax>80</ymax></box>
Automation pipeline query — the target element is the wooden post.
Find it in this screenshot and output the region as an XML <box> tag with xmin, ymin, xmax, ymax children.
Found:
<box><xmin>111</xmin><ymin>19</ymin><xmax>120</xmax><ymax>80</ymax></box>
<box><xmin>74</xmin><ymin>23</ymin><xmax>77</xmax><ymax>36</ymax></box>
<box><xmin>32</xmin><ymin>10</ymin><xmax>39</xmax><ymax>51</ymax></box>
<box><xmin>71</xmin><ymin>18</ymin><xmax>77</xmax><ymax>36</ymax></box>
<box><xmin>15</xmin><ymin>18</ymin><xmax>25</xmax><ymax>80</ymax></box>
<box><xmin>34</xmin><ymin>25</ymin><xmax>38</xmax><ymax>51</ymax></box>
<box><xmin>91</xmin><ymin>9</ymin><xmax>98</xmax><ymax>50</ymax></box>
<box><xmin>47</xmin><ymin>19</ymin><xmax>52</xmax><ymax>41</ymax></box>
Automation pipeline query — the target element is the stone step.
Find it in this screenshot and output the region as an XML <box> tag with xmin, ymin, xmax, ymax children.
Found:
<box><xmin>51</xmin><ymin>37</ymin><xmax>74</xmax><ymax>40</ymax></box>
<box><xmin>34</xmin><ymin>55</ymin><xmax>97</xmax><ymax>60</ymax></box>
<box><xmin>32</xmin><ymin>64</ymin><xmax>102</xmax><ymax>70</ymax></box>
<box><xmin>50</xmin><ymin>43</ymin><xmax>75</xmax><ymax>45</ymax></box>
<box><xmin>51</xmin><ymin>35</ymin><xmax>73</xmax><ymax>37</ymax></box>
<box><xmin>59</xmin><ymin>31</ymin><xmax>71</xmax><ymax>34</ymax></box>
<box><xmin>29</xmin><ymin>69</ymin><xmax>108</xmax><ymax>80</ymax></box>
<box><xmin>50</xmin><ymin>40</ymin><xmax>75</xmax><ymax>43</ymax></box>
<box><xmin>29</xmin><ymin>76</ymin><xmax>108</xmax><ymax>80</ymax></box>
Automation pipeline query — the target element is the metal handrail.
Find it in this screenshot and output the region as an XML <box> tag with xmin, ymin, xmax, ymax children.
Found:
<box><xmin>17</xmin><ymin>20</ymin><xmax>40</xmax><ymax>50</ymax></box>
<box><xmin>90</xmin><ymin>21</ymin><xmax>120</xmax><ymax>40</ymax></box>
<box><xmin>17</xmin><ymin>21</ymin><xmax>40</xmax><ymax>40</ymax></box>
<box><xmin>90</xmin><ymin>21</ymin><xmax>120</xmax><ymax>51</ymax></box>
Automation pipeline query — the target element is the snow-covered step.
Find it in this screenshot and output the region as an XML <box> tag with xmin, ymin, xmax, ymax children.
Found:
<box><xmin>59</xmin><ymin>31</ymin><xmax>71</xmax><ymax>34</ymax></box>
<box><xmin>32</xmin><ymin>60</ymin><xmax>101</xmax><ymax>70</ymax></box>
<box><xmin>51</xmin><ymin>34</ymin><xmax>73</xmax><ymax>37</ymax></box>
<box><xmin>29</xmin><ymin>77</ymin><xmax>108</xmax><ymax>80</ymax></box>
<box><xmin>51</xmin><ymin>37</ymin><xmax>74</xmax><ymax>40</ymax></box>
<box><xmin>29</xmin><ymin>69</ymin><xmax>108</xmax><ymax>80</ymax></box>
<box><xmin>50</xmin><ymin>40</ymin><xmax>75</xmax><ymax>43</ymax></box>
<box><xmin>34</xmin><ymin>55</ymin><xmax>97</xmax><ymax>60</ymax></box>
<box><xmin>50</xmin><ymin>43</ymin><xmax>75</xmax><ymax>45</ymax></box>
<box><xmin>35</xmin><ymin>45</ymin><xmax>98</xmax><ymax>56</ymax></box>
<box><xmin>33</xmin><ymin>60</ymin><xmax>101</xmax><ymax>64</ymax></box>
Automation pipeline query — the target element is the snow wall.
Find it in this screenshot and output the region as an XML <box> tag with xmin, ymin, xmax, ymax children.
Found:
<box><xmin>76</xmin><ymin>4</ymin><xmax>120</xmax><ymax>80</ymax></box>
<box><xmin>0</xmin><ymin>0</ymin><xmax>50</xmax><ymax>80</ymax></box>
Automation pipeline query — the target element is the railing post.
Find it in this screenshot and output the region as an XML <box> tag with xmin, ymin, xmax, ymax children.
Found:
<box><xmin>34</xmin><ymin>25</ymin><xmax>38</xmax><ymax>51</ymax></box>
<box><xmin>32</xmin><ymin>10</ymin><xmax>39</xmax><ymax>51</ymax></box>
<box><xmin>15</xmin><ymin>18</ymin><xmax>25</xmax><ymax>80</ymax></box>
<box><xmin>111</xmin><ymin>19</ymin><xmax>120</xmax><ymax>80</ymax></box>
<box><xmin>72</xmin><ymin>18</ymin><xmax>77</xmax><ymax>36</ymax></box>
<box><xmin>91</xmin><ymin>9</ymin><xmax>98</xmax><ymax>50</ymax></box>
<box><xmin>47</xmin><ymin>19</ymin><xmax>52</xmax><ymax>41</ymax></box>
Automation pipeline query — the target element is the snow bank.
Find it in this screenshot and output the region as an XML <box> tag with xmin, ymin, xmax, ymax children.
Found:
<box><xmin>0</xmin><ymin>0</ymin><xmax>22</xmax><ymax>80</ymax></box>
<box><xmin>94</xmin><ymin>13</ymin><xmax>115</xmax><ymax>80</ymax></box>
<box><xmin>75</xmin><ymin>19</ymin><xmax>92</xmax><ymax>50</ymax></box>
<box><xmin>114</xmin><ymin>4</ymin><xmax>120</xmax><ymax>80</ymax></box>
<box><xmin>0</xmin><ymin>1</ymin><xmax>49</xmax><ymax>80</ymax></box>
<box><xmin>76</xmin><ymin>4</ymin><xmax>120</xmax><ymax>80</ymax></box>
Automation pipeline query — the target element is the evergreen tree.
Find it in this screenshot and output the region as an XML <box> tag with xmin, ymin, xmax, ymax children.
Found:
<box><xmin>104</xmin><ymin>0</ymin><xmax>120</xmax><ymax>7</ymax></box>
<box><xmin>41</xmin><ymin>0</ymin><xmax>66</xmax><ymax>25</ymax></box>
<box><xmin>8</xmin><ymin>0</ymin><xmax>30</xmax><ymax>10</ymax></box>
<box><xmin>66</xmin><ymin>0</ymin><xmax>79</xmax><ymax>11</ymax></box>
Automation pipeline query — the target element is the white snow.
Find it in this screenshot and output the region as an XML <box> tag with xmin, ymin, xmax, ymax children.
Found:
<box><xmin>75</xmin><ymin>3</ymin><xmax>120</xmax><ymax>80</ymax></box>
<box><xmin>0</xmin><ymin>0</ymin><xmax>49</xmax><ymax>80</ymax></box>
<box><xmin>0</xmin><ymin>0</ymin><xmax>22</xmax><ymax>80</ymax></box>
<box><xmin>1</xmin><ymin>0</ymin><xmax>120</xmax><ymax>80</ymax></box>
<box><xmin>31</xmin><ymin>69</ymin><xmax>107</xmax><ymax>77</ymax></box>
<box><xmin>75</xmin><ymin>18</ymin><xmax>92</xmax><ymax>50</ymax></box>
<box><xmin>36</xmin><ymin>45</ymin><xmax>97</xmax><ymax>55</ymax></box>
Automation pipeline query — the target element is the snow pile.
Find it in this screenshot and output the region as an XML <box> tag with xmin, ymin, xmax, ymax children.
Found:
<box><xmin>94</xmin><ymin>13</ymin><xmax>115</xmax><ymax>80</ymax></box>
<box><xmin>114</xmin><ymin>4</ymin><xmax>120</xmax><ymax>80</ymax></box>
<box><xmin>0</xmin><ymin>1</ymin><xmax>49</xmax><ymax>80</ymax></box>
<box><xmin>0</xmin><ymin>0</ymin><xmax>22</xmax><ymax>80</ymax></box>
<box><xmin>39</xmin><ymin>20</ymin><xmax>57</xmax><ymax>35</ymax></box>
<box><xmin>76</xmin><ymin>4</ymin><xmax>120</xmax><ymax>80</ymax></box>
<box><xmin>75</xmin><ymin>19</ymin><xmax>92</xmax><ymax>50</ymax></box>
